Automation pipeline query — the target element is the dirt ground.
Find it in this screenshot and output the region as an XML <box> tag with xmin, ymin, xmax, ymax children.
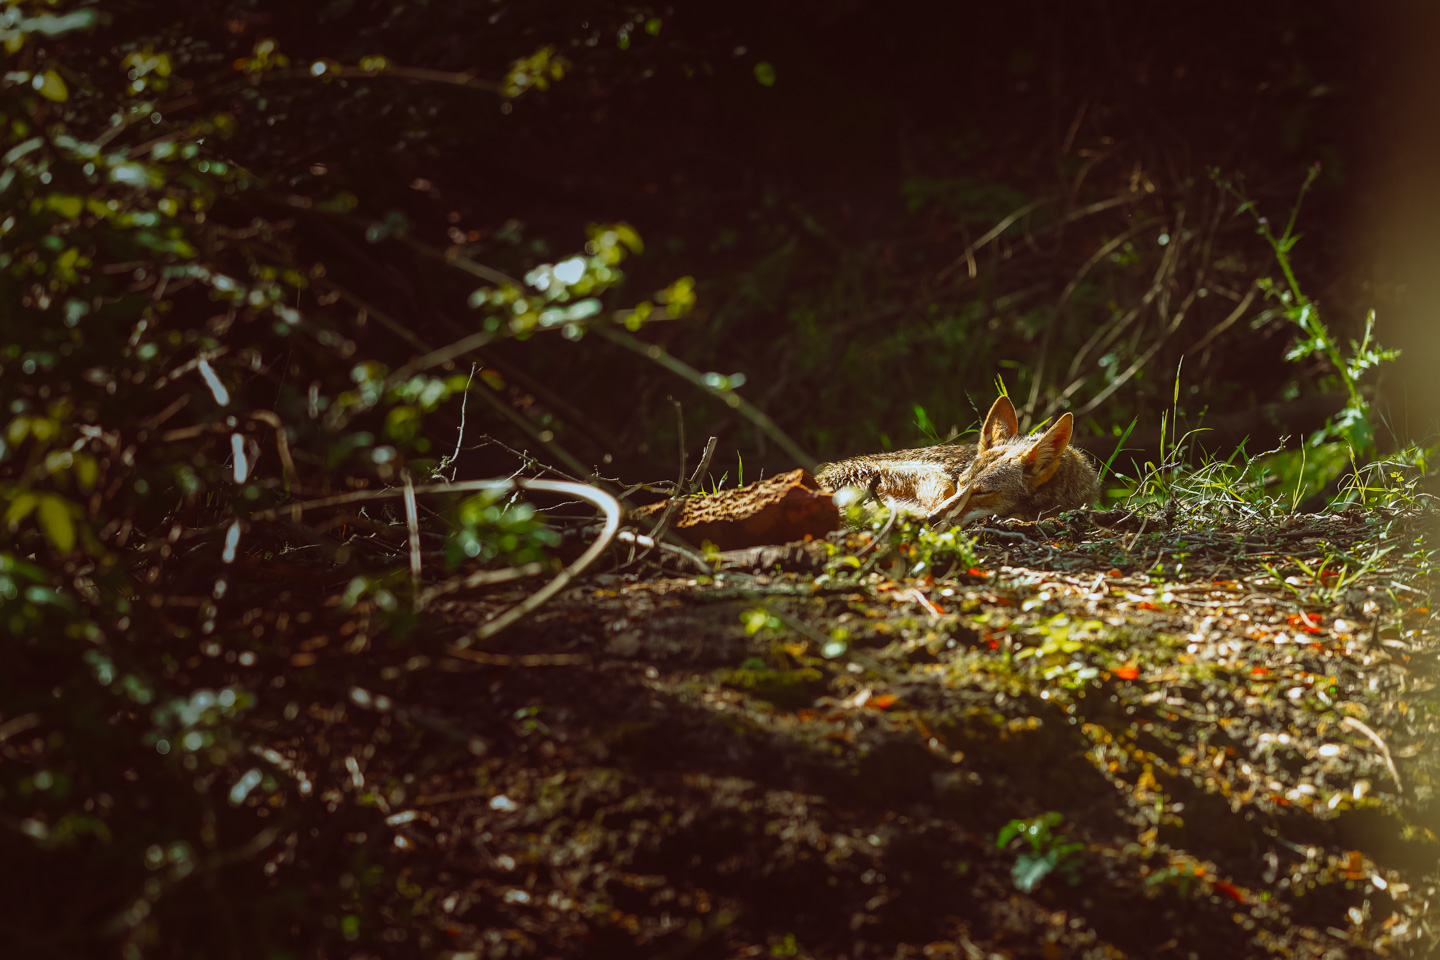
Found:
<box><xmin>292</xmin><ymin>505</ymin><xmax>1438</xmax><ymax>958</ymax></box>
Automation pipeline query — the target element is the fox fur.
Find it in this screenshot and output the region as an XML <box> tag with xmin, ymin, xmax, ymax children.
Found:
<box><xmin>815</xmin><ymin>395</ymin><xmax>1099</xmax><ymax>524</ymax></box>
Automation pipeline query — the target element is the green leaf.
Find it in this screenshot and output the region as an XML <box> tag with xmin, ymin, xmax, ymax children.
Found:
<box><xmin>37</xmin><ymin>495</ymin><xmax>75</xmax><ymax>553</ymax></box>
<box><xmin>995</xmin><ymin>820</ymin><xmax>1023</xmax><ymax>850</ymax></box>
<box><xmin>19</xmin><ymin>10</ymin><xmax>99</xmax><ymax>38</ymax></box>
<box><xmin>45</xmin><ymin>194</ymin><xmax>83</xmax><ymax>219</ymax></box>
<box><xmin>73</xmin><ymin>454</ymin><xmax>98</xmax><ymax>493</ymax></box>
<box><xmin>35</xmin><ymin>69</ymin><xmax>69</xmax><ymax>102</ymax></box>
<box><xmin>1011</xmin><ymin>852</ymin><xmax>1055</xmax><ymax>892</ymax></box>
<box><xmin>5</xmin><ymin>493</ymin><xmax>38</xmax><ymax>529</ymax></box>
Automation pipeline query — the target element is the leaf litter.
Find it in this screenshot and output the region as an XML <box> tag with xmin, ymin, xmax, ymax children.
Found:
<box><xmin>275</xmin><ymin>504</ymin><xmax>1438</xmax><ymax>958</ymax></box>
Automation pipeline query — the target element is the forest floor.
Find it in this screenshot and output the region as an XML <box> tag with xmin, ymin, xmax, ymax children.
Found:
<box><xmin>314</xmin><ymin>505</ymin><xmax>1438</xmax><ymax>959</ymax></box>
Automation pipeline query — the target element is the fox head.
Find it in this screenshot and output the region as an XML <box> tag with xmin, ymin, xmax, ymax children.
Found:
<box><xmin>937</xmin><ymin>395</ymin><xmax>1085</xmax><ymax>523</ymax></box>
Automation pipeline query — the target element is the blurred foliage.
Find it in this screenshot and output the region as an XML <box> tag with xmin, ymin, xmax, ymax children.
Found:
<box><xmin>0</xmin><ymin>1</ymin><xmax>679</xmax><ymax>955</ymax></box>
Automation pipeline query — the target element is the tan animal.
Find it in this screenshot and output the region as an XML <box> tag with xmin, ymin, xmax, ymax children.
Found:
<box><xmin>815</xmin><ymin>395</ymin><xmax>1099</xmax><ymax>524</ymax></box>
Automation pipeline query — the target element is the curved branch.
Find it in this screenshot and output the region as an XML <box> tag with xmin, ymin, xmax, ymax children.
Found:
<box><xmin>247</xmin><ymin>477</ymin><xmax>622</xmax><ymax>642</ymax></box>
<box><xmin>465</xmin><ymin>478</ymin><xmax>620</xmax><ymax>643</ymax></box>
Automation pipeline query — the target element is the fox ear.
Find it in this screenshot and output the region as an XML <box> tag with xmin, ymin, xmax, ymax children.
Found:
<box><xmin>1021</xmin><ymin>413</ymin><xmax>1074</xmax><ymax>484</ymax></box>
<box><xmin>978</xmin><ymin>395</ymin><xmax>1020</xmax><ymax>451</ymax></box>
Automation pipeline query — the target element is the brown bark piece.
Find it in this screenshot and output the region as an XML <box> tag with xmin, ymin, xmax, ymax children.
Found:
<box><xmin>633</xmin><ymin>469</ymin><xmax>841</xmax><ymax>550</ymax></box>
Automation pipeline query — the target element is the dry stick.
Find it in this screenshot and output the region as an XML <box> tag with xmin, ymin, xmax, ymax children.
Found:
<box><xmin>446</xmin><ymin>363</ymin><xmax>477</xmax><ymax>481</ymax></box>
<box><xmin>936</xmin><ymin>197</ymin><xmax>1055</xmax><ymax>284</ymax></box>
<box><xmin>474</xmin><ymin>347</ymin><xmax>626</xmax><ymax>454</ymax></box>
<box><xmin>614</xmin><ymin>531</ymin><xmax>711</xmax><ymax>574</ymax></box>
<box><xmin>410</xmin><ymin>236</ymin><xmax>524</xmax><ymax>288</ymax></box>
<box><xmin>598</xmin><ymin>325</ymin><xmax>817</xmax><ymax>472</ymax></box>
<box><xmin>1050</xmin><ymin>284</ymin><xmax>1256</xmax><ymax>415</ymax></box>
<box><xmin>1059</xmin><ymin>97</ymin><xmax>1090</xmax><ymax>158</ymax></box>
<box><xmin>248</xmin><ymin>478</ymin><xmax>620</xmax><ymax>644</ymax></box>
<box><xmin>266</xmin><ymin>64</ymin><xmax>503</xmax><ymax>93</ymax></box>
<box><xmin>320</xmin><ymin>291</ymin><xmax>599</xmax><ymax>486</ymax></box>
<box><xmin>1072</xmin><ymin>286</ymin><xmax>1200</xmax><ymax>420</ymax></box>
<box><xmin>1340</xmin><ymin>717</ymin><xmax>1404</xmax><ymax>796</ymax></box>
<box><xmin>416</xmin><ymin>562</ymin><xmax>547</xmax><ymax>606</ymax></box>
<box><xmin>673</xmin><ymin>399</ymin><xmax>688</xmax><ymax>493</ymax></box>
<box><xmin>1185</xmin><ymin>285</ymin><xmax>1258</xmax><ymax>357</ymax></box>
<box><xmin>459</xmin><ymin>479</ymin><xmax>621</xmax><ymax>645</ymax></box>
<box><xmin>466</xmin><ymin>379</ymin><xmax>595</xmax><ymax>482</ymax></box>
<box><xmin>1061</xmin><ymin>222</ymin><xmax>1182</xmax><ymax>385</ymax></box>
<box><xmin>627</xmin><ymin>400</ymin><xmax>687</xmax><ymax>565</ymax></box>
<box><xmin>641</xmin><ymin>435</ymin><xmax>719</xmax><ymax>564</ymax></box>
<box><xmin>385</xmin><ymin>328</ymin><xmax>499</xmax><ymax>391</ymax></box>
<box><xmin>320</xmin><ymin>282</ymin><xmax>431</xmax><ymax>353</ymax></box>
<box><xmin>1026</xmin><ymin>214</ymin><xmax>1170</xmax><ymax>424</ymax></box>
<box><xmin>403</xmin><ymin>472</ymin><xmax>422</xmax><ymax>604</ymax></box>
<box><xmin>249</xmin><ymin>409</ymin><xmax>299</xmax><ymax>490</ymax></box>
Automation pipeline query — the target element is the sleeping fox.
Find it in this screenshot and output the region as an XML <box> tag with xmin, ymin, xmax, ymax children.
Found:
<box><xmin>815</xmin><ymin>395</ymin><xmax>1099</xmax><ymax>524</ymax></box>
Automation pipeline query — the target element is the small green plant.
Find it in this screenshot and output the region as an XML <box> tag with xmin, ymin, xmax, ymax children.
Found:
<box><xmin>445</xmin><ymin>488</ymin><xmax>561</xmax><ymax>569</ymax></box>
<box><xmin>697</xmin><ymin>451</ymin><xmax>745</xmax><ymax>495</ymax></box>
<box><xmin>1260</xmin><ymin>542</ymin><xmax>1393</xmax><ymax>609</ymax></box>
<box><xmin>1221</xmin><ymin>166</ymin><xmax>1402</xmax><ymax>494</ymax></box>
<box><xmin>996</xmin><ymin>811</ymin><xmax>1084</xmax><ymax>892</ymax></box>
<box><xmin>894</xmin><ymin>515</ymin><xmax>980</xmax><ymax>578</ymax></box>
<box><xmin>912</xmin><ymin>403</ymin><xmax>941</xmax><ymax>443</ymax></box>
<box><xmin>741</xmin><ymin>607</ymin><xmax>783</xmax><ymax>636</ymax></box>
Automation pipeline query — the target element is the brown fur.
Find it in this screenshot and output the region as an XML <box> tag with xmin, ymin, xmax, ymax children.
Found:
<box><xmin>815</xmin><ymin>396</ymin><xmax>1099</xmax><ymax>523</ymax></box>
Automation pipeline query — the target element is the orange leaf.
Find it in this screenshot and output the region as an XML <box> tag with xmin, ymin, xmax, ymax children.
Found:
<box><xmin>1114</xmin><ymin>665</ymin><xmax>1140</xmax><ymax>681</ymax></box>
<box><xmin>1250</xmin><ymin>666</ymin><xmax>1270</xmax><ymax>676</ymax></box>
<box><xmin>1213</xmin><ymin>880</ymin><xmax>1245</xmax><ymax>902</ymax></box>
<box><xmin>869</xmin><ymin>693</ymin><xmax>899</xmax><ymax>709</ymax></box>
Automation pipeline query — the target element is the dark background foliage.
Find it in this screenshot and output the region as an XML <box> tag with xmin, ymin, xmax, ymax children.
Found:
<box><xmin>2</xmin><ymin>1</ymin><xmax>1435</xmax><ymax>957</ymax></box>
<box><xmin>197</xmin><ymin>0</ymin><xmax>1426</xmax><ymax>473</ymax></box>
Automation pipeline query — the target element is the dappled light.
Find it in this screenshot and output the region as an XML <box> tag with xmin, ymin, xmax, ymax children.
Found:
<box><xmin>1</xmin><ymin>2</ymin><xmax>1435</xmax><ymax>959</ymax></box>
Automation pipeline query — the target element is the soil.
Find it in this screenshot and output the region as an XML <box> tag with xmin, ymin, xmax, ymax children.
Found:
<box><xmin>284</xmin><ymin>505</ymin><xmax>1439</xmax><ymax>958</ymax></box>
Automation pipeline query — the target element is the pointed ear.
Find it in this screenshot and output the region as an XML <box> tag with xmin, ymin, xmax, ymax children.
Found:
<box><xmin>1021</xmin><ymin>413</ymin><xmax>1074</xmax><ymax>485</ymax></box>
<box><xmin>978</xmin><ymin>396</ymin><xmax>1019</xmax><ymax>451</ymax></box>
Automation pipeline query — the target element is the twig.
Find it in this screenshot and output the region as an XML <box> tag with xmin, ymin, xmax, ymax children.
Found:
<box><xmin>1340</xmin><ymin>716</ymin><xmax>1404</xmax><ymax>796</ymax></box>
<box><xmin>598</xmin><ymin>325</ymin><xmax>816</xmax><ymax>471</ymax></box>
<box><xmin>1026</xmin><ymin>215</ymin><xmax>1167</xmax><ymax>423</ymax></box>
<box><xmin>264</xmin><ymin>64</ymin><xmax>503</xmax><ymax>93</ymax></box>
<box><xmin>249</xmin><ymin>477</ymin><xmax>621</xmax><ymax>643</ymax></box>
<box><xmin>1072</xmin><ymin>286</ymin><xmax>1200</xmax><ymax>420</ymax></box>
<box><xmin>446</xmin><ymin>363</ymin><xmax>477</xmax><ymax>481</ymax></box>
<box><xmin>384</xmin><ymin>329</ymin><xmax>499</xmax><ymax>390</ymax></box>
<box><xmin>644</xmin><ymin>436</ymin><xmax>719</xmax><ymax>550</ymax></box>
<box><xmin>614</xmin><ymin>530</ymin><xmax>711</xmax><ymax>574</ymax></box>
<box><xmin>908</xmin><ymin>588</ymin><xmax>943</xmax><ymax>619</ymax></box>
<box><xmin>403</xmin><ymin>472</ymin><xmax>422</xmax><ymax>604</ymax></box>
<box><xmin>416</xmin><ymin>562</ymin><xmax>546</xmax><ymax>606</ymax></box>
<box><xmin>466</xmin><ymin>380</ymin><xmax>594</xmax><ymax>481</ymax></box>
<box><xmin>637</xmin><ymin>405</ymin><xmax>693</xmax><ymax>561</ymax></box>
<box><xmin>464</xmin><ymin>479</ymin><xmax>621</xmax><ymax>643</ymax></box>
<box><xmin>936</xmin><ymin>198</ymin><xmax>1055</xmax><ymax>284</ymax></box>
